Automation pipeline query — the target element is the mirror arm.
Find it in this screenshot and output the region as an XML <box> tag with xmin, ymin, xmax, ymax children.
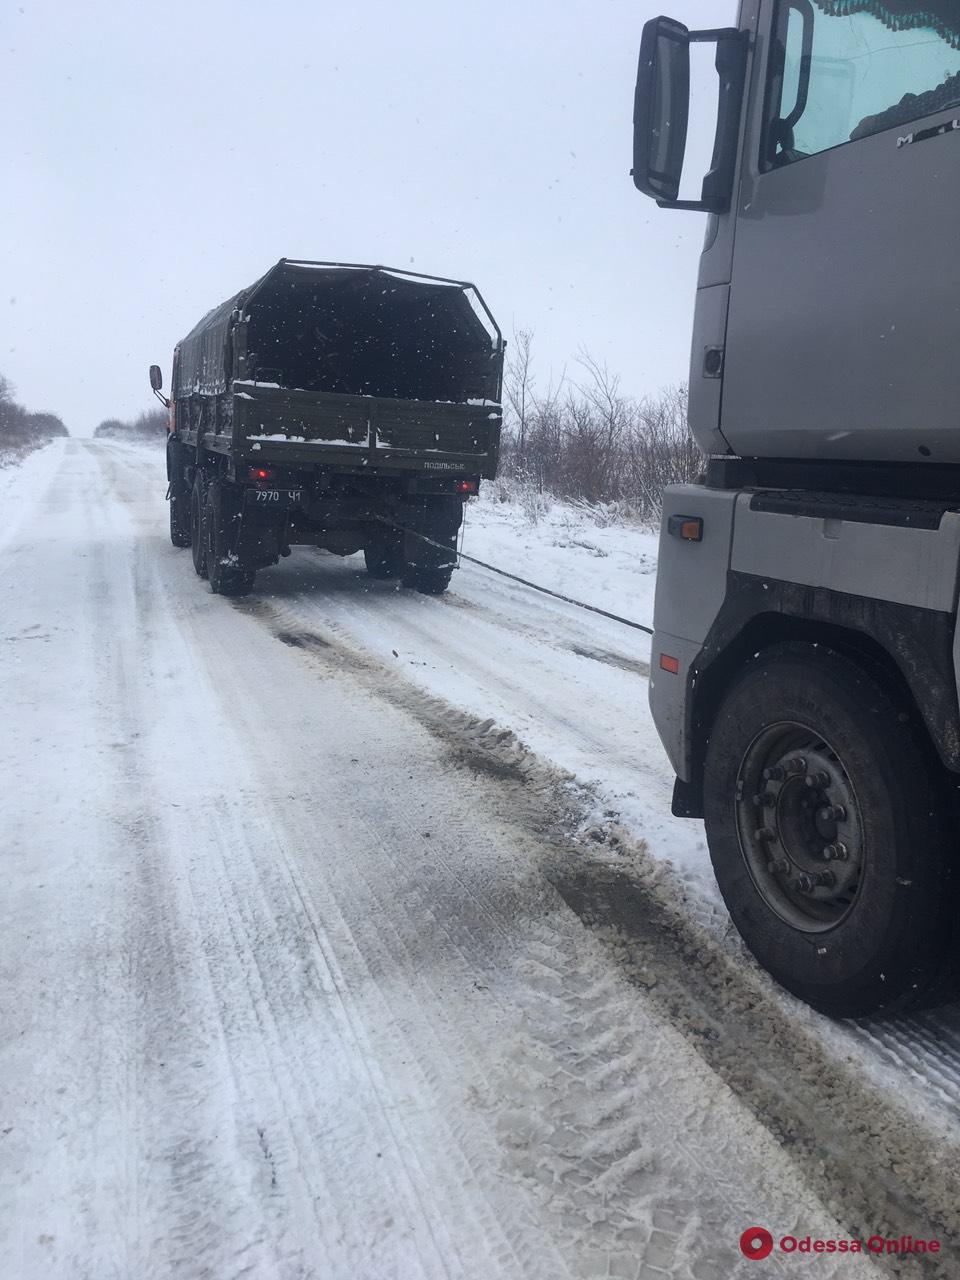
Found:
<box><xmin>153</xmin><ymin>388</ymin><xmax>171</xmax><ymax>410</ymax></box>
<box><xmin>688</xmin><ymin>27</ymin><xmax>741</xmax><ymax>43</ymax></box>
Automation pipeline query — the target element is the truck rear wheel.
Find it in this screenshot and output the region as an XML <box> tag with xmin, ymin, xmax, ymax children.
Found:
<box><xmin>205</xmin><ymin>480</ymin><xmax>256</xmax><ymax>597</ymax></box>
<box><xmin>167</xmin><ymin>437</ymin><xmax>191</xmax><ymax>548</ymax></box>
<box><xmin>190</xmin><ymin>472</ymin><xmax>208</xmax><ymax>578</ymax></box>
<box><xmin>703</xmin><ymin>643</ymin><xmax>959</xmax><ymax>1017</ymax></box>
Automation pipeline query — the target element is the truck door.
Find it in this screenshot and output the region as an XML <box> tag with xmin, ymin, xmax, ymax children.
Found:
<box><xmin>721</xmin><ymin>0</ymin><xmax>960</xmax><ymax>463</ymax></box>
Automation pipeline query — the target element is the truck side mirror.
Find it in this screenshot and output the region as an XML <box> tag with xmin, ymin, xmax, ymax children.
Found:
<box><xmin>633</xmin><ymin>17</ymin><xmax>747</xmax><ymax>213</ymax></box>
<box><xmin>633</xmin><ymin>17</ymin><xmax>691</xmax><ymax>204</ymax></box>
<box><xmin>149</xmin><ymin>363</ymin><xmax>171</xmax><ymax>409</ymax></box>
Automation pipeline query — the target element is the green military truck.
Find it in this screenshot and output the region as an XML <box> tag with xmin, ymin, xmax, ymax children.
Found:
<box><xmin>150</xmin><ymin>259</ymin><xmax>504</xmax><ymax>596</ymax></box>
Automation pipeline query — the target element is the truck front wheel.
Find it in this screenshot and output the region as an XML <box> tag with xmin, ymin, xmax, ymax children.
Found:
<box><xmin>205</xmin><ymin>480</ymin><xmax>255</xmax><ymax>597</ymax></box>
<box><xmin>703</xmin><ymin>643</ymin><xmax>958</xmax><ymax>1017</ymax></box>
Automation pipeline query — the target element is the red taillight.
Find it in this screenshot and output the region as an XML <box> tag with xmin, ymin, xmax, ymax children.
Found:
<box><xmin>248</xmin><ymin>466</ymin><xmax>274</xmax><ymax>482</ymax></box>
<box><xmin>457</xmin><ymin>480</ymin><xmax>478</xmax><ymax>495</ymax></box>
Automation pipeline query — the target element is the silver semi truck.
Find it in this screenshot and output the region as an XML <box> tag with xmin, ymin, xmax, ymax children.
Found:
<box><xmin>633</xmin><ymin>1</ymin><xmax>960</xmax><ymax>1016</ymax></box>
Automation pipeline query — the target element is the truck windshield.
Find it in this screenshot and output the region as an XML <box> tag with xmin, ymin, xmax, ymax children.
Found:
<box><xmin>767</xmin><ymin>0</ymin><xmax>960</xmax><ymax>167</ymax></box>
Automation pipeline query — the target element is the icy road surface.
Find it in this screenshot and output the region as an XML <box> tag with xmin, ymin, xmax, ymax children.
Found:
<box><xmin>2</xmin><ymin>439</ymin><xmax>960</xmax><ymax>1279</ymax></box>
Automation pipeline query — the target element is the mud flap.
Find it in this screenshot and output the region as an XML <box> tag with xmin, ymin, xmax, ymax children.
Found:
<box><xmin>399</xmin><ymin>496</ymin><xmax>462</xmax><ymax>570</ymax></box>
<box><xmin>236</xmin><ymin>512</ymin><xmax>284</xmax><ymax>570</ymax></box>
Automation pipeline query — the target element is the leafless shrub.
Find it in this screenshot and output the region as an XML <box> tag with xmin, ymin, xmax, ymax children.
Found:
<box><xmin>498</xmin><ymin>334</ymin><xmax>701</xmax><ymax>524</ymax></box>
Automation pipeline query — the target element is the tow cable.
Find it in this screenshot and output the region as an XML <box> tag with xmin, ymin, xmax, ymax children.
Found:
<box><xmin>374</xmin><ymin>514</ymin><xmax>655</xmax><ymax>637</ymax></box>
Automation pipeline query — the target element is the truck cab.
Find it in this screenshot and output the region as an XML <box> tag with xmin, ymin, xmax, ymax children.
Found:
<box><xmin>633</xmin><ymin>1</ymin><xmax>960</xmax><ymax>1016</ymax></box>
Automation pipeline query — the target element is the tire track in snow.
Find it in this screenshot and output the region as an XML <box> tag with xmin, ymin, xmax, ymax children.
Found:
<box><xmin>93</xmin><ymin>446</ymin><xmax>469</xmax><ymax>1279</ymax></box>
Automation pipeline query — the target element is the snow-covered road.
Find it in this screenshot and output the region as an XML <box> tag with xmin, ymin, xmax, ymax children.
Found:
<box><xmin>2</xmin><ymin>439</ymin><xmax>959</xmax><ymax>1279</ymax></box>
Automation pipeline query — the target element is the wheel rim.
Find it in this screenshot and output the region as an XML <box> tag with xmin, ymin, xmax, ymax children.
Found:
<box><xmin>734</xmin><ymin>721</ymin><xmax>865</xmax><ymax>932</ymax></box>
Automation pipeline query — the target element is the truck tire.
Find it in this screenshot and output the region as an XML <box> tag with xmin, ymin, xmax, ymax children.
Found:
<box><xmin>703</xmin><ymin>642</ymin><xmax>959</xmax><ymax>1018</ymax></box>
<box><xmin>167</xmin><ymin>437</ymin><xmax>191</xmax><ymax>548</ymax></box>
<box><xmin>205</xmin><ymin>480</ymin><xmax>256</xmax><ymax>597</ymax></box>
<box><xmin>190</xmin><ymin>471</ymin><xmax>208</xmax><ymax>578</ymax></box>
<box><xmin>363</xmin><ymin>531</ymin><xmax>404</xmax><ymax>579</ymax></box>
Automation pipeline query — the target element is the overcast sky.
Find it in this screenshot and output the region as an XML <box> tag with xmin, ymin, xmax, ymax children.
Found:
<box><xmin>1</xmin><ymin>0</ymin><xmax>725</xmax><ymax>436</ymax></box>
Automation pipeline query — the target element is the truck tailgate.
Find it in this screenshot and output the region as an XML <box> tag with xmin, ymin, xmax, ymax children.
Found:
<box><xmin>232</xmin><ymin>384</ymin><xmax>501</xmax><ymax>477</ymax></box>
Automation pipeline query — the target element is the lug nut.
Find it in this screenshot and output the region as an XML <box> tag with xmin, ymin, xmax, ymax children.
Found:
<box><xmin>777</xmin><ymin>858</ymin><xmax>791</xmax><ymax>875</ymax></box>
<box><xmin>763</xmin><ymin>766</ymin><xmax>784</xmax><ymax>782</ymax></box>
<box><xmin>805</xmin><ymin>770</ymin><xmax>830</xmax><ymax>789</ymax></box>
<box><xmin>756</xmin><ymin>827</ymin><xmax>776</xmax><ymax>843</ymax></box>
<box><xmin>818</xmin><ymin>804</ymin><xmax>846</xmax><ymax>822</ymax></box>
<box><xmin>753</xmin><ymin>792</ymin><xmax>775</xmax><ymax>808</ymax></box>
<box><xmin>784</xmin><ymin>757</ymin><xmax>807</xmax><ymax>774</ymax></box>
<box><xmin>817</xmin><ymin>869</ymin><xmax>836</xmax><ymax>888</ymax></box>
<box><xmin>796</xmin><ymin>872</ymin><xmax>815</xmax><ymax>893</ymax></box>
<box><xmin>822</xmin><ymin>840</ymin><xmax>849</xmax><ymax>861</ymax></box>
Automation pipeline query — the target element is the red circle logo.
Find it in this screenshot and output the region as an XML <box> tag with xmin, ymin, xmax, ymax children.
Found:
<box><xmin>740</xmin><ymin>1227</ymin><xmax>774</xmax><ymax>1260</ymax></box>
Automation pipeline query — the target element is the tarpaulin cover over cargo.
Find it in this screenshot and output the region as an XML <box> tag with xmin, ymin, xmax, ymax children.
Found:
<box><xmin>173</xmin><ymin>260</ymin><xmax>504</xmax><ymax>404</ymax></box>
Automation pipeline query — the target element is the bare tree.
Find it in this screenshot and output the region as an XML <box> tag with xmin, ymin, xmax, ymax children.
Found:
<box><xmin>504</xmin><ymin>328</ymin><xmax>535</xmax><ymax>466</ymax></box>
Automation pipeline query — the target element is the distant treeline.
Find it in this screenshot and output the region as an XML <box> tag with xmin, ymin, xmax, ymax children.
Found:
<box><xmin>0</xmin><ymin>373</ymin><xmax>69</xmax><ymax>462</ymax></box>
<box><xmin>94</xmin><ymin>408</ymin><xmax>168</xmax><ymax>441</ymax></box>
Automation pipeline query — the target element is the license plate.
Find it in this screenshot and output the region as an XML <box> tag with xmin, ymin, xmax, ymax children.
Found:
<box><xmin>244</xmin><ymin>488</ymin><xmax>303</xmax><ymax>507</ymax></box>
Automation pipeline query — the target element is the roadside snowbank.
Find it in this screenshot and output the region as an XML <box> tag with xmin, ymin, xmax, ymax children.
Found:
<box><xmin>0</xmin><ymin>438</ymin><xmax>67</xmax><ymax>552</ymax></box>
<box><xmin>464</xmin><ymin>485</ymin><xmax>660</xmax><ymax>626</ymax></box>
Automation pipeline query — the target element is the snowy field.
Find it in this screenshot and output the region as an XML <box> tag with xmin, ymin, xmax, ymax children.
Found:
<box><xmin>3</xmin><ymin>438</ymin><xmax>960</xmax><ymax>1279</ymax></box>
